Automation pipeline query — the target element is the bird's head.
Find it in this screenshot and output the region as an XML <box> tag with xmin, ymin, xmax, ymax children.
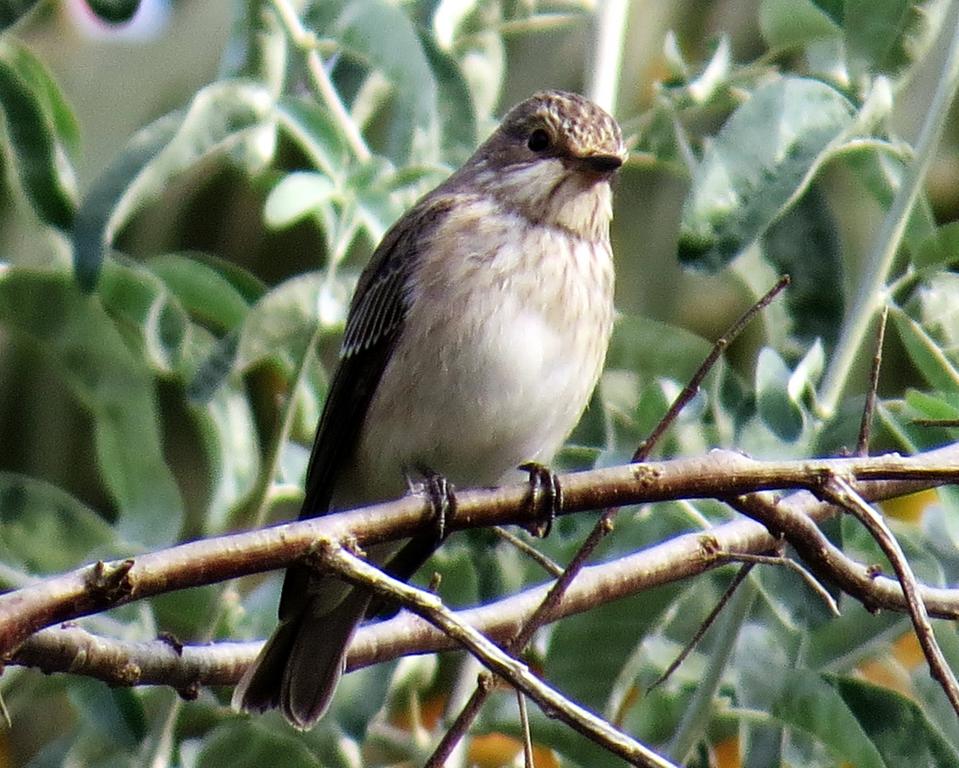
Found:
<box><xmin>456</xmin><ymin>90</ymin><xmax>626</xmax><ymax>239</ymax></box>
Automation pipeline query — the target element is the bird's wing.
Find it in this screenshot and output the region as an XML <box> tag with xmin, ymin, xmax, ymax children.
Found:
<box><xmin>277</xmin><ymin>197</ymin><xmax>454</xmax><ymax>623</ymax></box>
<box><xmin>297</xmin><ymin>195</ymin><xmax>455</xmax><ymax>521</ymax></box>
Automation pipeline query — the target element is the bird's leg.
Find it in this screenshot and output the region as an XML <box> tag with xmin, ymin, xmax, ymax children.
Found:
<box><xmin>368</xmin><ymin>469</ymin><xmax>455</xmax><ymax>620</ymax></box>
<box><xmin>519</xmin><ymin>461</ymin><xmax>562</xmax><ymax>538</ymax></box>
<box><xmin>405</xmin><ymin>466</ymin><xmax>457</xmax><ymax>542</ymax></box>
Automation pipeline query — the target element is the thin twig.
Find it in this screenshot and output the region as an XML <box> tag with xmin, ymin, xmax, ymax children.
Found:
<box><xmin>424</xmin><ymin>674</ymin><xmax>494</xmax><ymax>768</ymax></box>
<box><xmin>648</xmin><ymin>545</ymin><xmax>840</xmax><ymax>692</ymax></box>
<box><xmin>647</xmin><ymin>563</ymin><xmax>753</xmax><ymax>692</ymax></box>
<box><xmin>821</xmin><ymin>476</ymin><xmax>959</xmax><ymax>717</ymax></box>
<box><xmin>517</xmin><ymin>689</ymin><xmax>536</xmax><ymax>768</ymax></box>
<box><xmin>269</xmin><ymin>0</ymin><xmax>372</xmax><ymax>162</ymax></box>
<box><xmin>720</xmin><ymin>551</ymin><xmax>840</xmax><ymax>617</ymax></box>
<box><xmin>319</xmin><ymin>541</ymin><xmax>678</xmax><ymax>768</ymax></box>
<box><xmin>424</xmin><ymin>512</ymin><xmax>617</xmax><ymax>766</ymax></box>
<box><xmin>912</xmin><ymin>418</ymin><xmax>959</xmax><ymax>428</ymax></box>
<box><xmin>857</xmin><ymin>304</ymin><xmax>888</xmax><ymax>457</ymax></box>
<box><xmin>492</xmin><ymin>527</ymin><xmax>564</xmax><ymax>577</ymax></box>
<box><xmin>634</xmin><ymin>275</ymin><xmax>790</xmax><ymax>462</ymax></box>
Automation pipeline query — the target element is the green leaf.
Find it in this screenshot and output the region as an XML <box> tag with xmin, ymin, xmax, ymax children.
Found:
<box><xmin>97</xmin><ymin>260</ymin><xmax>189</xmax><ymax>376</ymax></box>
<box><xmin>766</xmin><ymin>671</ymin><xmax>886</xmax><ymax>767</ymax></box>
<box><xmin>309</xmin><ymin>0</ymin><xmax>438</xmax><ymax>164</ymax></box>
<box><xmin>756</xmin><ymin>347</ymin><xmax>805</xmax><ymax>441</ymax></box>
<box><xmin>1</xmin><ymin>38</ymin><xmax>80</xmax><ymax>154</ymax></box>
<box><xmin>0</xmin><ymin>40</ymin><xmax>77</xmax><ymax>230</ymax></box>
<box><xmin>69</xmin><ymin>680</ymin><xmax>144</xmax><ymax>752</ymax></box>
<box><xmin>841</xmin><ymin>148</ymin><xmax>937</xmax><ymax>259</ymax></box>
<box><xmin>193</xmin><ymin>381</ymin><xmax>261</xmax><ymax>532</ymax></box>
<box><xmin>805</xmin><ymin>599</ymin><xmax>906</xmax><ymax>669</ymax></box>
<box><xmin>913</xmin><ymin>272</ymin><xmax>959</xmax><ymax>353</ymax></box>
<box><xmin>418</xmin><ymin>32</ymin><xmax>478</xmax><ymax>164</ymax></box>
<box><xmin>761</xmin><ymin>187</ymin><xmax>844</xmax><ymax>348</ymax></box>
<box><xmin>235</xmin><ymin>272</ymin><xmax>348</xmax><ymax>372</ymax></box>
<box><xmin>0</xmin><ymin>270</ymin><xmax>184</xmax><ymax>547</ymax></box>
<box><xmin>73</xmin><ymin>80</ymin><xmax>276</xmax><ymax>290</ymax></box>
<box><xmin>264</xmin><ymin>172</ymin><xmax>336</xmax><ymax>229</ymax></box>
<box><xmin>679</xmin><ymin>77</ymin><xmax>855</xmax><ymax>270</ymax></box>
<box><xmin>147</xmin><ymin>252</ymin><xmax>252</xmax><ymax>332</ymax></box>
<box><xmin>196</xmin><ymin>721</ymin><xmax>322</xmax><ymax>768</ymax></box>
<box><xmin>73</xmin><ymin>112</ymin><xmax>183</xmax><ymax>290</ymax></box>
<box><xmin>188</xmin><ymin>272</ymin><xmax>346</xmax><ymax>403</ymax></box>
<box><xmin>788</xmin><ymin>339</ymin><xmax>825</xmax><ymax>400</ymax></box>
<box><xmin>276</xmin><ymin>96</ymin><xmax>349</xmax><ymax>179</ymax></box>
<box><xmin>607</xmin><ymin>315</ymin><xmax>713</xmax><ymax>383</ymax></box>
<box><xmin>219</xmin><ymin>0</ymin><xmax>287</xmax><ymax>92</ymax></box>
<box><xmin>0</xmin><ymin>473</ymin><xmax>116</xmax><ymax>574</ymax></box>
<box><xmin>890</xmin><ymin>306</ymin><xmax>959</xmax><ymax>392</ymax></box>
<box><xmin>759</xmin><ymin>0</ymin><xmax>839</xmax><ymax>49</ymax></box>
<box><xmin>914</xmin><ymin>221</ymin><xmax>959</xmax><ymax>270</ymax></box>
<box><xmin>832</xmin><ymin>675</ymin><xmax>959</xmax><ymax>767</ymax></box>
<box><xmin>843</xmin><ymin>0</ymin><xmax>950</xmax><ymax>80</ymax></box>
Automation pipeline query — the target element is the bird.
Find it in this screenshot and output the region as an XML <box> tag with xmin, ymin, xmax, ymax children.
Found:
<box><xmin>233</xmin><ymin>89</ymin><xmax>626</xmax><ymax>729</ymax></box>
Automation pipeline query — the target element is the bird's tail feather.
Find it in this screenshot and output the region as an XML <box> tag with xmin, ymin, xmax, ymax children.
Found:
<box><xmin>233</xmin><ymin>591</ymin><xmax>371</xmax><ymax>730</ymax></box>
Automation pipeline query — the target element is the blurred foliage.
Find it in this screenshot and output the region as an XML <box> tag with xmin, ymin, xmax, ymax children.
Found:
<box><xmin>1</xmin><ymin>0</ymin><xmax>959</xmax><ymax>766</ymax></box>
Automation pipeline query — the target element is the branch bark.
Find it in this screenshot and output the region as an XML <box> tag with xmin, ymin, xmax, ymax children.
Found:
<box><xmin>8</xmin><ymin>444</ymin><xmax>959</xmax><ymax>692</ymax></box>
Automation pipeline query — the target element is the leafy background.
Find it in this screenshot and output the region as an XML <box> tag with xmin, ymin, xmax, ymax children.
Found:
<box><xmin>2</xmin><ymin>0</ymin><xmax>959</xmax><ymax>766</ymax></box>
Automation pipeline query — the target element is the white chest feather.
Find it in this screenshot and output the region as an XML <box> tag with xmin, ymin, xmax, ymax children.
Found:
<box><xmin>347</xmin><ymin>200</ymin><xmax>614</xmax><ymax>502</ymax></box>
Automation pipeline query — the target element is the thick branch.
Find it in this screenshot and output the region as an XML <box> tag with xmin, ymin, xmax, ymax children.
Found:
<box><xmin>11</xmin><ymin>455</ymin><xmax>959</xmax><ymax>689</ymax></box>
<box><xmin>3</xmin><ymin>447</ymin><xmax>959</xmax><ymax>658</ymax></box>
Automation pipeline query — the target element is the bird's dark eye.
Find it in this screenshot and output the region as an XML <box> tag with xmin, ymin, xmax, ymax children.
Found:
<box><xmin>527</xmin><ymin>128</ymin><xmax>551</xmax><ymax>152</ymax></box>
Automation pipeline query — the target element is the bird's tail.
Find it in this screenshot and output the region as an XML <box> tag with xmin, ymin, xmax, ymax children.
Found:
<box><xmin>232</xmin><ymin>591</ymin><xmax>371</xmax><ymax>729</ymax></box>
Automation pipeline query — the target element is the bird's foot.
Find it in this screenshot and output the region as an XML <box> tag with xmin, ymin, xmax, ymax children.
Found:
<box><xmin>409</xmin><ymin>467</ymin><xmax>457</xmax><ymax>542</ymax></box>
<box><xmin>519</xmin><ymin>462</ymin><xmax>562</xmax><ymax>538</ymax></box>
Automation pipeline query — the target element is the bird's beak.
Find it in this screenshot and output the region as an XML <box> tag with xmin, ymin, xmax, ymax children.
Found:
<box><xmin>574</xmin><ymin>153</ymin><xmax>625</xmax><ymax>175</ymax></box>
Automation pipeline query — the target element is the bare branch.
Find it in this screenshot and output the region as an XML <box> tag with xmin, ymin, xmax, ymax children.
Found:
<box><xmin>821</xmin><ymin>476</ymin><xmax>959</xmax><ymax>717</ymax></box>
<box><xmin>4</xmin><ymin>449</ymin><xmax>959</xmax><ymax>656</ymax></box>
<box><xmin>857</xmin><ymin>304</ymin><xmax>888</xmax><ymax>456</ymax></box>
<box><xmin>634</xmin><ymin>275</ymin><xmax>791</xmax><ymax>462</ymax></box>
<box><xmin>720</xmin><ymin>551</ymin><xmax>840</xmax><ymax>617</ymax></box>
<box><xmin>648</xmin><ymin>563</ymin><xmax>754</xmax><ymax>692</ymax></box>
<box><xmin>317</xmin><ymin>540</ymin><xmax>679</xmax><ymax>768</ymax></box>
<box><xmin>12</xmin><ymin>457</ymin><xmax>959</xmax><ymax>694</ymax></box>
<box><xmin>492</xmin><ymin>527</ymin><xmax>564</xmax><ymax>577</ymax></box>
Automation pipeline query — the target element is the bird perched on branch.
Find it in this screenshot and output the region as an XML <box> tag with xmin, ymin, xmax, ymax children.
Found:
<box><xmin>233</xmin><ymin>90</ymin><xmax>626</xmax><ymax>729</ymax></box>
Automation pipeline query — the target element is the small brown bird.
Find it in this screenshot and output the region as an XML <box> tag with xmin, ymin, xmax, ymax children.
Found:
<box><xmin>233</xmin><ymin>90</ymin><xmax>626</xmax><ymax>728</ymax></box>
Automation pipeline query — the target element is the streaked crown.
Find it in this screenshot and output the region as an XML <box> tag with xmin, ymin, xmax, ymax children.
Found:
<box><xmin>500</xmin><ymin>90</ymin><xmax>626</xmax><ymax>167</ymax></box>
<box><xmin>444</xmin><ymin>90</ymin><xmax>625</xmax><ymax>238</ymax></box>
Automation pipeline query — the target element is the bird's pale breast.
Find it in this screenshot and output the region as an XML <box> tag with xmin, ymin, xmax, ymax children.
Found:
<box><xmin>344</xmin><ymin>194</ymin><xmax>614</xmax><ymax>503</ymax></box>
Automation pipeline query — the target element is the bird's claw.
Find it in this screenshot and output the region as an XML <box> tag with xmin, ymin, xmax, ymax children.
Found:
<box><xmin>414</xmin><ymin>467</ymin><xmax>456</xmax><ymax>542</ymax></box>
<box><xmin>519</xmin><ymin>462</ymin><xmax>562</xmax><ymax>538</ymax></box>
